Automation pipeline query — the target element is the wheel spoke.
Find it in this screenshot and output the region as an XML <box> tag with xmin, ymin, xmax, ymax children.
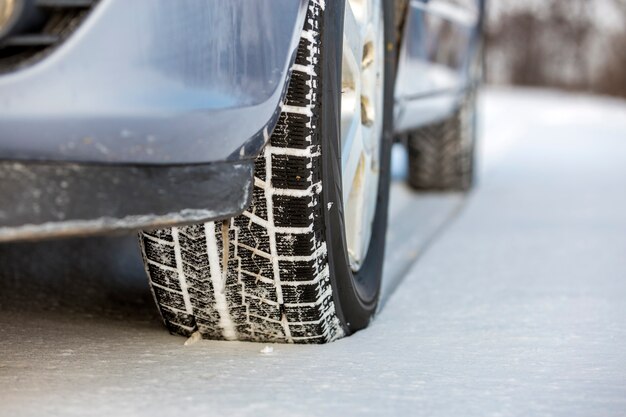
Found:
<box><xmin>344</xmin><ymin>142</ymin><xmax>378</xmax><ymax>269</ymax></box>
<box><xmin>342</xmin><ymin>122</ymin><xmax>365</xmax><ymax>205</ymax></box>
<box><xmin>358</xmin><ymin>149</ymin><xmax>378</xmax><ymax>260</ymax></box>
<box><xmin>343</xmin><ymin>1</ymin><xmax>364</xmax><ymax>67</ymax></box>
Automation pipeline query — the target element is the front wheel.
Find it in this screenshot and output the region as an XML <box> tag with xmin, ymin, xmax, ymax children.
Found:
<box><xmin>139</xmin><ymin>0</ymin><xmax>394</xmax><ymax>343</ymax></box>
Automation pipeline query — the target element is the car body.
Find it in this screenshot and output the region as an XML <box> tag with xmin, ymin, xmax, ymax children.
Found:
<box><xmin>0</xmin><ymin>0</ymin><xmax>484</xmax><ymax>242</ymax></box>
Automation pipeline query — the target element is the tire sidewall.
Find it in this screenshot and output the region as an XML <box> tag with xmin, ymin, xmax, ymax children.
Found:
<box><xmin>320</xmin><ymin>0</ymin><xmax>395</xmax><ymax>333</ymax></box>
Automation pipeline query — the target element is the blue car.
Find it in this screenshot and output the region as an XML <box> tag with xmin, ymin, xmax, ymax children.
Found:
<box><xmin>0</xmin><ymin>0</ymin><xmax>485</xmax><ymax>343</ymax></box>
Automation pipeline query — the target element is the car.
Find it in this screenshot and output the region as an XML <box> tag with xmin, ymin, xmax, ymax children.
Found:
<box><xmin>0</xmin><ymin>0</ymin><xmax>485</xmax><ymax>343</ymax></box>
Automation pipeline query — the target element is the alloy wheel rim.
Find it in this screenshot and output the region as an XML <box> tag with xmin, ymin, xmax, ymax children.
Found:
<box><xmin>341</xmin><ymin>0</ymin><xmax>384</xmax><ymax>271</ymax></box>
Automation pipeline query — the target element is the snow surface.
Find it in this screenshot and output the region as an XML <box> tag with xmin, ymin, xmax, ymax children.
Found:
<box><xmin>1</xmin><ymin>88</ymin><xmax>626</xmax><ymax>416</ymax></box>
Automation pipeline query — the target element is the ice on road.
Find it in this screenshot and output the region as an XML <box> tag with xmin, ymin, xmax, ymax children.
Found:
<box><xmin>1</xmin><ymin>89</ymin><xmax>626</xmax><ymax>416</ymax></box>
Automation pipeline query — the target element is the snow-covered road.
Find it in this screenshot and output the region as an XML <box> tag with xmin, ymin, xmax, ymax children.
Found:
<box><xmin>1</xmin><ymin>89</ymin><xmax>626</xmax><ymax>416</ymax></box>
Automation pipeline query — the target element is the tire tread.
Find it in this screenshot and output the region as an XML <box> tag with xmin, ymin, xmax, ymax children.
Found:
<box><xmin>407</xmin><ymin>96</ymin><xmax>476</xmax><ymax>191</ymax></box>
<box><xmin>140</xmin><ymin>1</ymin><xmax>344</xmax><ymax>344</ymax></box>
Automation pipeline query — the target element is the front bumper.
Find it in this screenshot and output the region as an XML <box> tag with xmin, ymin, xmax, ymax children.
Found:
<box><xmin>0</xmin><ymin>0</ymin><xmax>308</xmax><ymax>240</ymax></box>
<box><xmin>0</xmin><ymin>160</ymin><xmax>253</xmax><ymax>242</ymax></box>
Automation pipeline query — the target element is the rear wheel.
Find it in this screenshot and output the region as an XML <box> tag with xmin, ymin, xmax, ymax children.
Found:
<box><xmin>139</xmin><ymin>0</ymin><xmax>394</xmax><ymax>343</ymax></box>
<box><xmin>406</xmin><ymin>91</ymin><xmax>477</xmax><ymax>191</ymax></box>
<box><xmin>406</xmin><ymin>34</ymin><xmax>482</xmax><ymax>192</ymax></box>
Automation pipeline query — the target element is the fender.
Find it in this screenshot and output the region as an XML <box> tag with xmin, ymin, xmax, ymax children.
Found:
<box><xmin>0</xmin><ymin>0</ymin><xmax>308</xmax><ymax>164</ymax></box>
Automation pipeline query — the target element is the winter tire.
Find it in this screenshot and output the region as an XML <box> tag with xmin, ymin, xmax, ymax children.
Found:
<box><xmin>139</xmin><ymin>0</ymin><xmax>394</xmax><ymax>343</ymax></box>
<box><xmin>406</xmin><ymin>90</ymin><xmax>477</xmax><ymax>191</ymax></box>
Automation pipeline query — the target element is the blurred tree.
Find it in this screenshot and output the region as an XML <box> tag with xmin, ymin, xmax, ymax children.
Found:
<box><xmin>485</xmin><ymin>0</ymin><xmax>626</xmax><ymax>98</ymax></box>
